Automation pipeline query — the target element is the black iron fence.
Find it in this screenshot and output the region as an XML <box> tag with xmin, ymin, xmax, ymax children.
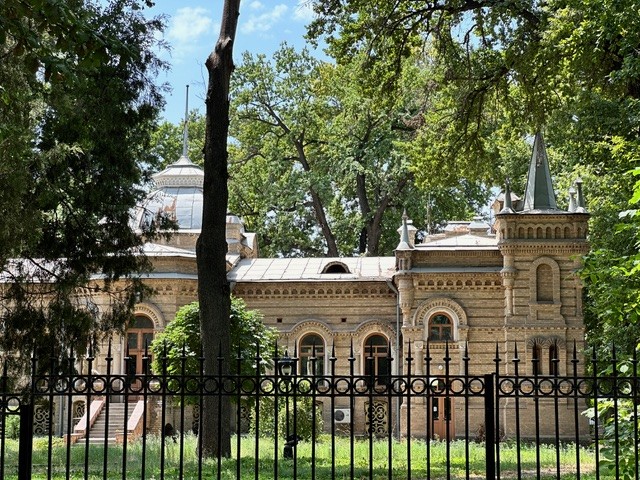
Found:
<box><xmin>1</xmin><ymin>341</ymin><xmax>638</xmax><ymax>479</ymax></box>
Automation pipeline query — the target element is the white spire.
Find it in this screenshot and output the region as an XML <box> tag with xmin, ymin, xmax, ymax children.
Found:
<box><xmin>426</xmin><ymin>193</ymin><xmax>432</xmax><ymax>235</ymax></box>
<box><xmin>182</xmin><ymin>84</ymin><xmax>189</xmax><ymax>159</ymax></box>
<box><xmin>151</xmin><ymin>84</ymin><xmax>202</xmax><ymax>188</ymax></box>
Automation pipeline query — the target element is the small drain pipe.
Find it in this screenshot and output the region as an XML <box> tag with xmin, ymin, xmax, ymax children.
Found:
<box><xmin>386</xmin><ymin>279</ymin><xmax>401</xmax><ymax>440</ymax></box>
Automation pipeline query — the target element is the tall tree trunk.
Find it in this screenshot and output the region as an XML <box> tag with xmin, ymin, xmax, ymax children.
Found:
<box><xmin>197</xmin><ymin>0</ymin><xmax>240</xmax><ymax>458</ymax></box>
<box><xmin>293</xmin><ymin>139</ymin><xmax>339</xmax><ymax>256</ymax></box>
<box><xmin>356</xmin><ymin>171</ymin><xmax>410</xmax><ymax>256</ymax></box>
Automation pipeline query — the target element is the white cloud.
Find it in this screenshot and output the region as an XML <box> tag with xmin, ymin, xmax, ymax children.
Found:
<box><xmin>240</xmin><ymin>4</ymin><xmax>288</xmax><ymax>34</ymax></box>
<box><xmin>166</xmin><ymin>7</ymin><xmax>216</xmax><ymax>62</ymax></box>
<box><xmin>292</xmin><ymin>0</ymin><xmax>315</xmax><ymax>22</ymax></box>
<box><xmin>249</xmin><ymin>1</ymin><xmax>264</xmax><ymax>10</ymax></box>
<box><xmin>168</xmin><ymin>7</ymin><xmax>214</xmax><ymax>44</ymax></box>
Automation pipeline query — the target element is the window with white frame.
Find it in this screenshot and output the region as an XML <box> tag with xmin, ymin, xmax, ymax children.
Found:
<box><xmin>299</xmin><ymin>333</ymin><xmax>325</xmax><ymax>376</ymax></box>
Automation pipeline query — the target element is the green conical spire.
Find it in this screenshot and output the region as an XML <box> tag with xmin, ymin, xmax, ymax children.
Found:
<box><xmin>522</xmin><ymin>132</ymin><xmax>558</xmax><ymax>211</ymax></box>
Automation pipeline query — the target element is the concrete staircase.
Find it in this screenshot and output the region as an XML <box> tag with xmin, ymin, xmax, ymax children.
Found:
<box><xmin>86</xmin><ymin>403</ymin><xmax>127</xmax><ymax>445</ymax></box>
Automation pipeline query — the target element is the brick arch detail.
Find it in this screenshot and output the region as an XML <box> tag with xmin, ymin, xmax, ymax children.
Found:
<box><xmin>353</xmin><ymin>320</ymin><xmax>395</xmax><ymax>345</ymax></box>
<box><xmin>526</xmin><ymin>336</ymin><xmax>566</xmax><ymax>349</ymax></box>
<box><xmin>134</xmin><ymin>302</ymin><xmax>164</xmax><ymax>329</ymax></box>
<box><xmin>413</xmin><ymin>297</ymin><xmax>467</xmax><ymax>328</ymax></box>
<box><xmin>413</xmin><ymin>297</ymin><xmax>467</xmax><ymax>343</ymax></box>
<box><xmin>353</xmin><ymin>321</ymin><xmax>397</xmax><ymax>378</ymax></box>
<box><xmin>288</xmin><ymin>320</ymin><xmax>334</xmax><ymax>346</ymax></box>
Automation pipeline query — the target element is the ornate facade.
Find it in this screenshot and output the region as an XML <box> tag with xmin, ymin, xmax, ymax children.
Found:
<box><xmin>100</xmin><ymin>132</ymin><xmax>589</xmax><ymax>440</ymax></box>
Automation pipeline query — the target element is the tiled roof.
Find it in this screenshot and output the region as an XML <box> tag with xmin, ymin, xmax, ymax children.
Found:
<box><xmin>142</xmin><ymin>243</ymin><xmax>196</xmax><ymax>257</ymax></box>
<box><xmin>228</xmin><ymin>257</ymin><xmax>396</xmax><ymax>282</ymax></box>
<box><xmin>418</xmin><ymin>234</ymin><xmax>498</xmax><ymax>249</ymax></box>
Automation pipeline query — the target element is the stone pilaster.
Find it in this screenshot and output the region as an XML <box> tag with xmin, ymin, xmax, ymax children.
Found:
<box><xmin>501</xmin><ymin>255</ymin><xmax>517</xmax><ymax>318</ymax></box>
<box><xmin>397</xmin><ymin>274</ymin><xmax>414</xmax><ymax>327</ymax></box>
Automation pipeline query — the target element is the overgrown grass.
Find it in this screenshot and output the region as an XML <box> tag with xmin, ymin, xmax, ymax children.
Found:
<box><xmin>0</xmin><ymin>434</ymin><xmax>610</xmax><ymax>479</ymax></box>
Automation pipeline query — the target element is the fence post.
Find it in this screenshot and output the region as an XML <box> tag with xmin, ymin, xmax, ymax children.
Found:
<box><xmin>484</xmin><ymin>374</ymin><xmax>496</xmax><ymax>480</ymax></box>
<box><xmin>18</xmin><ymin>402</ymin><xmax>34</xmax><ymax>480</ymax></box>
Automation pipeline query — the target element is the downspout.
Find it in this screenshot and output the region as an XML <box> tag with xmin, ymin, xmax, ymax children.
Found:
<box><xmin>386</xmin><ymin>279</ymin><xmax>401</xmax><ymax>440</ymax></box>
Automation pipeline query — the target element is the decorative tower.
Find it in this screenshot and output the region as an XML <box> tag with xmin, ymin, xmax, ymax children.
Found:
<box><xmin>494</xmin><ymin>132</ymin><xmax>589</xmax><ymax>375</ymax></box>
<box><xmin>395</xmin><ymin>210</ymin><xmax>415</xmax><ymax>327</ymax></box>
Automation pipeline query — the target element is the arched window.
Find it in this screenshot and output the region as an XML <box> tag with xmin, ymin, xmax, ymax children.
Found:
<box><xmin>428</xmin><ymin>314</ymin><xmax>453</xmax><ymax>342</ymax></box>
<box><xmin>532</xmin><ymin>344</ymin><xmax>542</xmax><ymax>376</ymax></box>
<box><xmin>536</xmin><ymin>264</ymin><xmax>553</xmax><ymax>302</ymax></box>
<box><xmin>364</xmin><ymin>335</ymin><xmax>390</xmax><ymax>383</ymax></box>
<box><xmin>322</xmin><ymin>262</ymin><xmax>350</xmax><ymax>274</ymax></box>
<box><xmin>127</xmin><ymin>315</ymin><xmax>155</xmax><ymax>376</ymax></box>
<box><xmin>548</xmin><ymin>344</ymin><xmax>559</xmax><ymax>376</ymax></box>
<box><xmin>299</xmin><ymin>333</ymin><xmax>325</xmax><ymax>376</ymax></box>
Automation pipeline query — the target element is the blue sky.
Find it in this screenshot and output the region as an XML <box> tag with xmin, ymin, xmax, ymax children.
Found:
<box><xmin>147</xmin><ymin>0</ymin><xmax>322</xmax><ymax>124</ymax></box>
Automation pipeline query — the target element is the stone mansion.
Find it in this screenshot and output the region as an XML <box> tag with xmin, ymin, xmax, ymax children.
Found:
<box><xmin>92</xmin><ymin>131</ymin><xmax>589</xmax><ymax>440</ymax></box>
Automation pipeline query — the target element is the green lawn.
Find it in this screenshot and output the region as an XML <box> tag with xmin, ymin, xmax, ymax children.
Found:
<box><xmin>0</xmin><ymin>434</ymin><xmax>608</xmax><ymax>479</ymax></box>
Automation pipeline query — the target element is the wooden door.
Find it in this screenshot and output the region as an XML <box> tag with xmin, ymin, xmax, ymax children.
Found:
<box><xmin>430</xmin><ymin>397</ymin><xmax>455</xmax><ymax>440</ymax></box>
<box><xmin>126</xmin><ymin>316</ymin><xmax>154</xmax><ymax>399</ymax></box>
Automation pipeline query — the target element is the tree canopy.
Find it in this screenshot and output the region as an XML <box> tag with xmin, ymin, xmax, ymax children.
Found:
<box><xmin>150</xmin><ymin>44</ymin><xmax>489</xmax><ymax>258</ymax></box>
<box><xmin>226</xmin><ymin>44</ymin><xmax>488</xmax><ymax>257</ymax></box>
<box><xmin>306</xmin><ymin>0</ymin><xmax>640</xmax><ymax>354</ymax></box>
<box><xmin>146</xmin><ymin>0</ymin><xmax>640</xmax><ymax>362</ymax></box>
<box><xmin>0</xmin><ymin>0</ymin><xmax>167</xmax><ymax>367</ymax></box>
<box><xmin>307</xmin><ymin>0</ymin><xmax>640</xmax><ymax>178</ymax></box>
<box><xmin>150</xmin><ymin>298</ymin><xmax>278</xmax><ymax>382</ymax></box>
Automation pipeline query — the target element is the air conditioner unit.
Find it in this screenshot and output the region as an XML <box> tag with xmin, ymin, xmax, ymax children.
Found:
<box><xmin>334</xmin><ymin>408</ymin><xmax>351</xmax><ymax>424</ymax></box>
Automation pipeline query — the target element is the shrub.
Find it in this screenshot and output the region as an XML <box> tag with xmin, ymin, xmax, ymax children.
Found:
<box><xmin>3</xmin><ymin>414</ymin><xmax>20</xmax><ymax>439</ymax></box>
<box><xmin>584</xmin><ymin>399</ymin><xmax>639</xmax><ymax>480</ymax></box>
<box><xmin>250</xmin><ymin>380</ymin><xmax>324</xmax><ymax>441</ymax></box>
<box><xmin>582</xmin><ymin>356</ymin><xmax>640</xmax><ymax>480</ymax></box>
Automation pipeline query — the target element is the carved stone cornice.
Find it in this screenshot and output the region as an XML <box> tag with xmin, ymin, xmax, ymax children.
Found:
<box><xmin>151</xmin><ymin>282</ymin><xmax>197</xmax><ymax>296</ymax></box>
<box><xmin>401</xmin><ymin>327</ymin><xmax>423</xmax><ymax>336</ymax></box>
<box><xmin>414</xmin><ymin>250</ymin><xmax>501</xmax><ymax>260</ymax></box>
<box><xmin>414</xmin><ymin>275</ymin><xmax>502</xmax><ymax>291</ymax></box>
<box><xmin>233</xmin><ymin>283</ymin><xmax>395</xmax><ymax>300</ymax></box>
<box><xmin>498</xmin><ymin>243</ymin><xmax>589</xmax><ymax>256</ymax></box>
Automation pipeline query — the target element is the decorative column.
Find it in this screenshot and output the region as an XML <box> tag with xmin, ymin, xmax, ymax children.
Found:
<box><xmin>397</xmin><ymin>274</ymin><xmax>414</xmax><ymax>327</ymax></box>
<box><xmin>496</xmin><ymin>180</ymin><xmax>517</xmax><ymax>319</ymax></box>
<box><xmin>574</xmin><ymin>258</ymin><xmax>584</xmax><ymax>317</ymax></box>
<box><xmin>501</xmin><ymin>256</ymin><xmax>517</xmax><ymax>317</ymax></box>
<box><xmin>413</xmin><ymin>341</ymin><xmax>424</xmax><ymax>376</ymax></box>
<box><xmin>394</xmin><ymin>213</ymin><xmax>414</xmax><ymax>327</ymax></box>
